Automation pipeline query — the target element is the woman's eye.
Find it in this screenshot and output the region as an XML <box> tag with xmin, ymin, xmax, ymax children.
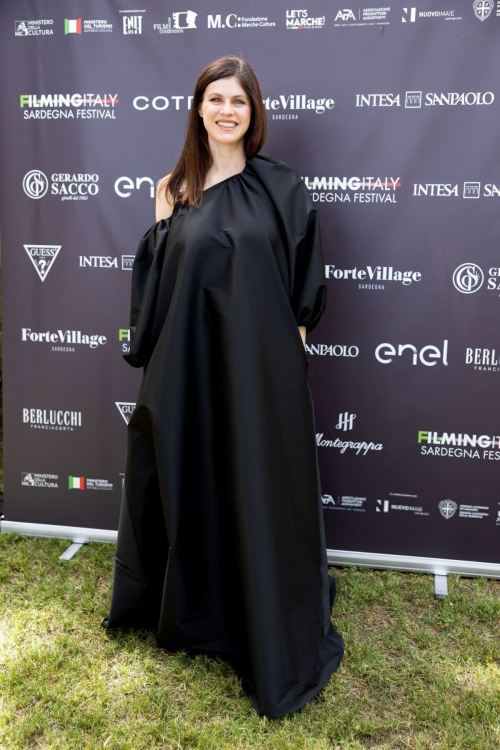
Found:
<box><xmin>211</xmin><ymin>98</ymin><xmax>245</xmax><ymax>105</ymax></box>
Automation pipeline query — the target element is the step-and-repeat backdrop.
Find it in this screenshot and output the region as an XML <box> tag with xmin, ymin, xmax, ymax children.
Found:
<box><xmin>1</xmin><ymin>1</ymin><xmax>499</xmax><ymax>569</ymax></box>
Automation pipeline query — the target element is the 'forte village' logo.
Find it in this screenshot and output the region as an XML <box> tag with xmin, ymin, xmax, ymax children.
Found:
<box><xmin>21</xmin><ymin>328</ymin><xmax>107</xmax><ymax>350</ymax></box>
<box><xmin>326</xmin><ymin>264</ymin><xmax>422</xmax><ymax>289</ymax></box>
<box><xmin>24</xmin><ymin>244</ymin><xmax>60</xmax><ymax>281</ymax></box>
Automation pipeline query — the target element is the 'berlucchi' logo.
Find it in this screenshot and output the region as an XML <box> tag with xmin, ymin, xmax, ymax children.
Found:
<box><xmin>24</xmin><ymin>244</ymin><xmax>60</xmax><ymax>281</ymax></box>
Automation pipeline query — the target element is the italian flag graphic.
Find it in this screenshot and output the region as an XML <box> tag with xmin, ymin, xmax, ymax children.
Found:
<box><xmin>68</xmin><ymin>476</ymin><xmax>85</xmax><ymax>490</ymax></box>
<box><xmin>64</xmin><ymin>18</ymin><xmax>82</xmax><ymax>34</ymax></box>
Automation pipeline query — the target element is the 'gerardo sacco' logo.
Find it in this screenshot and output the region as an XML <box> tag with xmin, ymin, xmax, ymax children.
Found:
<box><xmin>23</xmin><ymin>170</ymin><xmax>48</xmax><ymax>199</ymax></box>
<box><xmin>473</xmin><ymin>0</ymin><xmax>493</xmax><ymax>21</ymax></box>
<box><xmin>438</xmin><ymin>499</ymin><xmax>457</xmax><ymax>519</ymax></box>
<box><xmin>453</xmin><ymin>263</ymin><xmax>484</xmax><ymax>294</ymax></box>
<box><xmin>24</xmin><ymin>245</ymin><xmax>60</xmax><ymax>281</ymax></box>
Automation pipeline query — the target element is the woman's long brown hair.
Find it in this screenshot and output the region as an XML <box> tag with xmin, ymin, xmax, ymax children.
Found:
<box><xmin>156</xmin><ymin>56</ymin><xmax>267</xmax><ymax>209</ymax></box>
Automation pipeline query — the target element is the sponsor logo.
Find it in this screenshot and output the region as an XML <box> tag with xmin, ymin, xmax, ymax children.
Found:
<box><xmin>122</xmin><ymin>15</ymin><xmax>143</xmax><ymax>34</ymax></box>
<box><xmin>406</xmin><ymin>91</ymin><xmax>421</xmax><ymax>108</ymax></box>
<box><xmin>21</xmin><ymin>328</ymin><xmax>107</xmax><ymax>350</ymax></box>
<box><xmin>305</xmin><ymin>175</ymin><xmax>400</xmax><ymax>203</ymax></box>
<box><xmin>466</xmin><ymin>348</ymin><xmax>500</xmax><ymax>373</ymax></box>
<box><xmin>376</xmin><ymin>493</ymin><xmax>428</xmax><ymax>515</ymax></box>
<box><xmin>306</xmin><ymin>343</ymin><xmax>359</xmax><ymax>357</ymax></box>
<box><xmin>335</xmin><ymin>9</ymin><xmax>355</xmax><ymax>21</ymax></box>
<box><xmin>356</xmin><ymin>91</ymin><xmax>493</xmax><ymax>107</ymax></box>
<box><xmin>64</xmin><ymin>18</ymin><xmax>81</xmax><ymax>34</ymax></box>
<box><xmin>286</xmin><ymin>10</ymin><xmax>325</xmax><ymax>29</ymax></box>
<box><xmin>265</xmin><ymin>94</ymin><xmax>334</xmax><ymax>116</ymax></box>
<box><xmin>78</xmin><ymin>255</ymin><xmax>133</xmax><ymax>269</ymax></box>
<box><xmin>453</xmin><ymin>263</ymin><xmax>484</xmax><ymax>293</ymax></box>
<box><xmin>22</xmin><ymin>472</ymin><xmax>58</xmax><ymax>488</ymax></box>
<box><xmin>115</xmin><ymin>175</ymin><xmax>157</xmax><ymax>198</ymax></box>
<box><xmin>23</xmin><ymin>170</ymin><xmax>48</xmax><ymax>199</ymax></box>
<box><xmin>86</xmin><ymin>478</ymin><xmax>113</xmax><ymax>490</ymax></box>
<box><xmin>326</xmin><ymin>264</ymin><xmax>421</xmax><ymax>288</ymax></box>
<box><xmin>464</xmin><ymin>182</ymin><xmax>481</xmax><ymax>197</ymax></box>
<box><xmin>15</xmin><ymin>20</ymin><xmax>54</xmax><ymax>36</ymax></box>
<box><xmin>116</xmin><ymin>402</ymin><xmax>136</xmax><ymax>425</ymax></box>
<box><xmin>154</xmin><ymin>11</ymin><xmax>197</xmax><ymax>32</ymax></box>
<box><xmin>438</xmin><ymin>499</ymin><xmax>457</xmax><ymax>518</ymax></box>
<box><xmin>207</xmin><ymin>14</ymin><xmax>276</xmax><ymax>30</ymax></box>
<box><xmin>23</xmin><ymin>171</ymin><xmax>99</xmax><ymax>201</ymax></box>
<box><xmin>414</xmin><ymin>182</ymin><xmax>500</xmax><ymax>198</ymax></box>
<box><xmin>418</xmin><ymin>430</ymin><xmax>500</xmax><ymax>460</ymax></box>
<box><xmin>452</xmin><ymin>264</ymin><xmax>500</xmax><ymax>295</ymax></box>
<box><xmin>322</xmin><ymin>494</ymin><xmax>368</xmax><ymax>512</ymax></box>
<box><xmin>23</xmin><ymin>408</ymin><xmax>82</xmax><ymax>431</ymax></box>
<box><xmin>334</xmin><ymin>7</ymin><xmax>391</xmax><ymax>25</ymax></box>
<box><xmin>68</xmin><ymin>475</ymin><xmax>114</xmax><ymax>490</ymax></box>
<box><xmin>439</xmin><ymin>498</ymin><xmax>489</xmax><ymax>519</ymax></box>
<box><xmin>375</xmin><ymin>340</ymin><xmax>448</xmax><ymax>366</ymax></box>
<box><xmin>64</xmin><ymin>18</ymin><xmax>113</xmax><ymax>33</ymax></box>
<box><xmin>401</xmin><ymin>7</ymin><xmax>462</xmax><ymax>21</ymax></box>
<box><xmin>402</xmin><ymin>7</ymin><xmax>417</xmax><ymax>22</ymax></box>
<box><xmin>119</xmin><ymin>329</ymin><xmax>131</xmax><ymax>354</ymax></box>
<box><xmin>336</xmin><ymin>412</ymin><xmax>356</xmax><ymax>431</ymax></box>
<box><xmin>24</xmin><ymin>244</ymin><xmax>60</xmax><ymax>281</ymax></box>
<box><xmin>317</xmin><ymin>412</ymin><xmax>383</xmax><ymax>455</ymax></box>
<box><xmin>20</xmin><ymin>94</ymin><xmax>119</xmax><ymax>120</ymax></box>
<box><xmin>317</xmin><ymin>433</ymin><xmax>383</xmax><ymax>455</ymax></box>
<box><xmin>473</xmin><ymin>0</ymin><xmax>494</xmax><ymax>21</ymax></box>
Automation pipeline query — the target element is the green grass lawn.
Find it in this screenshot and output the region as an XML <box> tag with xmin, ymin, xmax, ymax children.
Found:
<box><xmin>0</xmin><ymin>534</ymin><xmax>499</xmax><ymax>750</ymax></box>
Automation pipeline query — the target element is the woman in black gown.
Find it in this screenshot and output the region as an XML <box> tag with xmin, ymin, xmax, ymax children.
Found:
<box><xmin>102</xmin><ymin>55</ymin><xmax>345</xmax><ymax>718</ymax></box>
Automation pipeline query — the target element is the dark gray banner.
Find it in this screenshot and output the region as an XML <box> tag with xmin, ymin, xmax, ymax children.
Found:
<box><xmin>0</xmin><ymin>1</ymin><xmax>499</xmax><ymax>566</ymax></box>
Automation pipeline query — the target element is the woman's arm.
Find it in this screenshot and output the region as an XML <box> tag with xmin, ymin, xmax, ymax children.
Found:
<box><xmin>155</xmin><ymin>173</ymin><xmax>175</xmax><ymax>221</ymax></box>
<box><xmin>299</xmin><ymin>326</ymin><xmax>306</xmax><ymax>347</ymax></box>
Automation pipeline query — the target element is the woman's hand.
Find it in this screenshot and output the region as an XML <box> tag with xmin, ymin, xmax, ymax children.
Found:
<box><xmin>299</xmin><ymin>326</ymin><xmax>306</xmax><ymax>348</ymax></box>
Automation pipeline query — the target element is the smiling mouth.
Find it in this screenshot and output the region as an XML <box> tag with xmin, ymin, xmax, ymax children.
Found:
<box><xmin>216</xmin><ymin>121</ymin><xmax>238</xmax><ymax>129</ymax></box>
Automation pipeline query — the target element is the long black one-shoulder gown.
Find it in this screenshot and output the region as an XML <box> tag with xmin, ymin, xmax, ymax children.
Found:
<box><xmin>101</xmin><ymin>153</ymin><xmax>345</xmax><ymax>717</ymax></box>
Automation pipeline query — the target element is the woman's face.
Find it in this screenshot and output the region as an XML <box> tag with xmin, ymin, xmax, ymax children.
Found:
<box><xmin>198</xmin><ymin>76</ymin><xmax>252</xmax><ymax>147</ymax></box>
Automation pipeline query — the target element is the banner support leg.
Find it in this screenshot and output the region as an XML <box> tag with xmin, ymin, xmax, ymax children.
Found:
<box><xmin>434</xmin><ymin>574</ymin><xmax>448</xmax><ymax>598</ymax></box>
<box><xmin>59</xmin><ymin>542</ymin><xmax>86</xmax><ymax>561</ymax></box>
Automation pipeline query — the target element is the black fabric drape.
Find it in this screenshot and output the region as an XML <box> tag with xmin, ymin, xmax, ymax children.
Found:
<box><xmin>102</xmin><ymin>154</ymin><xmax>344</xmax><ymax>717</ymax></box>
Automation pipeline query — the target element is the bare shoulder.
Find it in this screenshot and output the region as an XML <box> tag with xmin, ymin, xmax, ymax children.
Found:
<box><xmin>155</xmin><ymin>172</ymin><xmax>175</xmax><ymax>221</ymax></box>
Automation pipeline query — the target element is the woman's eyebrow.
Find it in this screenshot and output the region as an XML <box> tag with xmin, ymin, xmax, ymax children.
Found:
<box><xmin>208</xmin><ymin>92</ymin><xmax>247</xmax><ymax>99</ymax></box>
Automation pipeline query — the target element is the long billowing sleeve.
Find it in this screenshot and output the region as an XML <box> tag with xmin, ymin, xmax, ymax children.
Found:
<box><xmin>245</xmin><ymin>156</ymin><xmax>328</xmax><ymax>335</ymax></box>
<box><xmin>123</xmin><ymin>218</ymin><xmax>171</xmax><ymax>368</ymax></box>
<box><xmin>291</xmin><ymin>193</ymin><xmax>327</xmax><ymax>334</ymax></box>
